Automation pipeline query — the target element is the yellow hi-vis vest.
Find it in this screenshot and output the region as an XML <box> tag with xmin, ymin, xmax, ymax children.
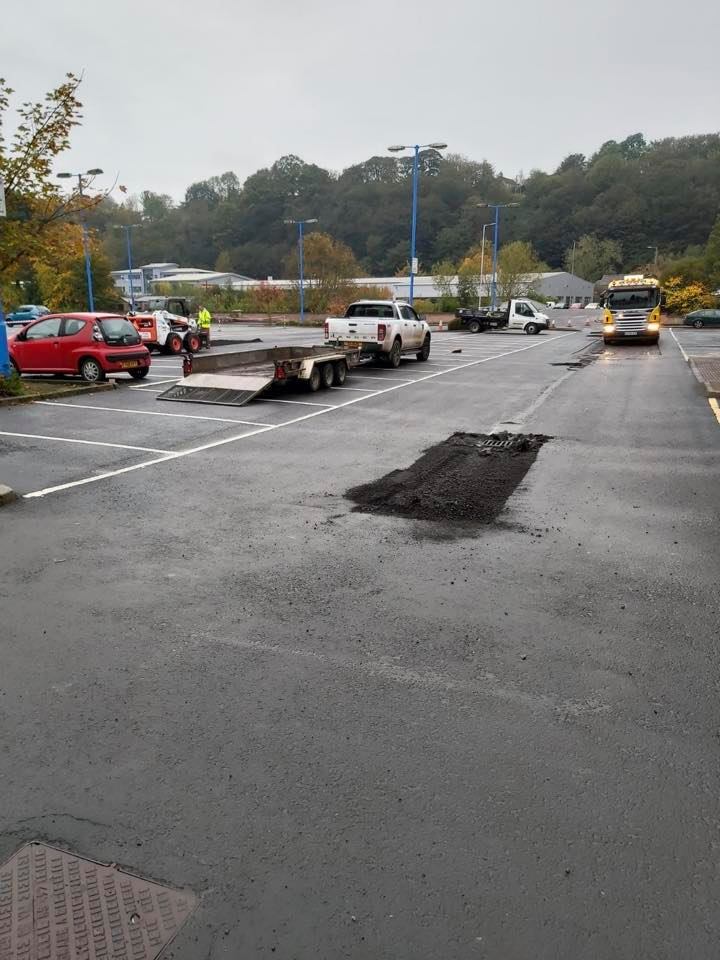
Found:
<box><xmin>198</xmin><ymin>308</ymin><xmax>212</xmax><ymax>328</ymax></box>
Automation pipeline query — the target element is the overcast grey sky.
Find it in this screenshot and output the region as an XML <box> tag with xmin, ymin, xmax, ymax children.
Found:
<box><xmin>3</xmin><ymin>0</ymin><xmax>719</xmax><ymax>201</ymax></box>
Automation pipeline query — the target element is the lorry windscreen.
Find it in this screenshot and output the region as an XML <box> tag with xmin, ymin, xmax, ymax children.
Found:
<box><xmin>606</xmin><ymin>288</ymin><xmax>659</xmax><ymax>310</ymax></box>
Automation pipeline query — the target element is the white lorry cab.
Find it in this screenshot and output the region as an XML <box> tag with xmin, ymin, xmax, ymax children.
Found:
<box><xmin>325</xmin><ymin>300</ymin><xmax>432</xmax><ymax>367</ymax></box>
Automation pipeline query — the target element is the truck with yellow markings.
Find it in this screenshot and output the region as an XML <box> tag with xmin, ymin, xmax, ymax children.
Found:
<box><xmin>601</xmin><ymin>276</ymin><xmax>662</xmax><ymax>345</ymax></box>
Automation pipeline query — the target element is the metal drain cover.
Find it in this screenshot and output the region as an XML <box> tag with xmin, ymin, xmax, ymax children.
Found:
<box><xmin>0</xmin><ymin>842</ymin><xmax>196</xmax><ymax>960</ymax></box>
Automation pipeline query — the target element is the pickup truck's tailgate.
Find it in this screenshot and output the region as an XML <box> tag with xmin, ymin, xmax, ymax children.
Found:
<box><xmin>327</xmin><ymin>318</ymin><xmax>382</xmax><ymax>342</ymax></box>
<box><xmin>157</xmin><ymin>372</ymin><xmax>273</xmax><ymax>407</ymax></box>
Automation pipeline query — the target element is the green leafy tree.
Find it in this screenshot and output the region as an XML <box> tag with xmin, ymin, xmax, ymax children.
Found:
<box><xmin>0</xmin><ymin>73</ymin><xmax>102</xmax><ymax>284</ymax></box>
<box><xmin>497</xmin><ymin>241</ymin><xmax>546</xmax><ymax>301</ymax></box>
<box><xmin>704</xmin><ymin>214</ymin><xmax>720</xmax><ymax>288</ymax></box>
<box><xmin>564</xmin><ymin>235</ymin><xmax>623</xmax><ymax>281</ymax></box>
<box><xmin>431</xmin><ymin>259</ymin><xmax>456</xmax><ymax>300</ymax></box>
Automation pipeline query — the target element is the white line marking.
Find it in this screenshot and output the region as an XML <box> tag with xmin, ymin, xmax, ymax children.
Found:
<box><xmin>257</xmin><ymin>397</ymin><xmax>333</xmax><ymax>407</ymax></box>
<box><xmin>0</xmin><ymin>430</ymin><xmax>170</xmax><ymax>454</ymax></box>
<box><xmin>489</xmin><ymin>369</ymin><xmax>575</xmax><ymax>433</ymax></box>
<box><xmin>669</xmin><ymin>328</ymin><xmax>689</xmax><ymax>361</ymax></box>
<box><xmin>128</xmin><ymin>378</ymin><xmax>179</xmax><ymax>389</ymax></box>
<box><xmin>24</xmin><ymin>333</ymin><xmax>575</xmax><ymax>499</ymax></box>
<box><xmin>350</xmin><ymin>374</ymin><xmax>413</xmax><ymax>383</ymax></box>
<box><xmin>709</xmin><ymin>398</ymin><xmax>720</xmax><ymax>425</ymax></box>
<box><xmin>331</xmin><ymin>386</ymin><xmax>377</xmax><ymax>393</ymax></box>
<box><xmin>34</xmin><ymin>401</ymin><xmax>272</xmax><ymax>427</ymax></box>
<box><xmin>128</xmin><ymin>386</ymin><xmax>169</xmax><ymax>392</ymax></box>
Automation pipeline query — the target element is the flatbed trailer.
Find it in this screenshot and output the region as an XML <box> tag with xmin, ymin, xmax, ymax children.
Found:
<box><xmin>157</xmin><ymin>344</ymin><xmax>359</xmax><ymax>407</ymax></box>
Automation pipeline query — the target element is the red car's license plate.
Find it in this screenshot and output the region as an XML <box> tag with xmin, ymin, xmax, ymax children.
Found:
<box><xmin>120</xmin><ymin>360</ymin><xmax>139</xmax><ymax>369</ymax></box>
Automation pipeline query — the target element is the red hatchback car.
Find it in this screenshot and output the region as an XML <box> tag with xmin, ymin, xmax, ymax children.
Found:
<box><xmin>9</xmin><ymin>313</ymin><xmax>151</xmax><ymax>382</ymax></box>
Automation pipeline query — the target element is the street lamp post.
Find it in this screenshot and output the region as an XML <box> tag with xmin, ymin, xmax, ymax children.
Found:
<box><xmin>113</xmin><ymin>223</ymin><xmax>143</xmax><ymax>310</ymax></box>
<box><xmin>647</xmin><ymin>245</ymin><xmax>659</xmax><ymax>269</ymax></box>
<box><xmin>388</xmin><ymin>142</ymin><xmax>447</xmax><ymax>304</ymax></box>
<box><xmin>284</xmin><ymin>218</ymin><xmax>318</xmax><ymax>324</ymax></box>
<box><xmin>478</xmin><ymin>221</ymin><xmax>495</xmax><ymax>308</ymax></box>
<box><xmin>57</xmin><ymin>168</ymin><xmax>103</xmax><ymax>311</ymax></box>
<box><xmin>477</xmin><ymin>202</ymin><xmax>520</xmax><ymax>310</ymax></box>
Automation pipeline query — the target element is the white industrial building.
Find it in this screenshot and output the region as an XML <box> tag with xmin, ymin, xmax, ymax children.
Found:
<box><xmin>113</xmin><ymin>263</ymin><xmax>592</xmax><ymax>305</ymax></box>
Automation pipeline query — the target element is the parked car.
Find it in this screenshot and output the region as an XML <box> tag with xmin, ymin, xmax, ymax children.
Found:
<box><xmin>4</xmin><ymin>304</ymin><xmax>50</xmax><ymax>328</ymax></box>
<box><xmin>684</xmin><ymin>308</ymin><xmax>720</xmax><ymax>328</ymax></box>
<box><xmin>585</xmin><ymin>302</ymin><xmax>600</xmax><ymax>310</ymax></box>
<box><xmin>9</xmin><ymin>313</ymin><xmax>151</xmax><ymax>382</ymax></box>
<box><xmin>570</xmin><ymin>302</ymin><xmax>584</xmax><ymax>309</ymax></box>
<box><xmin>553</xmin><ymin>301</ymin><xmax>569</xmax><ymax>309</ymax></box>
<box><xmin>325</xmin><ymin>300</ymin><xmax>431</xmax><ymax>366</ymax></box>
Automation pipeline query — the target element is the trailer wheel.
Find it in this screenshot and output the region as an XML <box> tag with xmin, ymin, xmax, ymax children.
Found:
<box><xmin>416</xmin><ymin>335</ymin><xmax>431</xmax><ymax>361</ymax></box>
<box><xmin>185</xmin><ymin>332</ymin><xmax>201</xmax><ymax>352</ymax></box>
<box><xmin>333</xmin><ymin>360</ymin><xmax>348</xmax><ymax>385</ymax></box>
<box><xmin>165</xmin><ymin>333</ymin><xmax>183</xmax><ymax>354</ymax></box>
<box><xmin>320</xmin><ymin>362</ymin><xmax>335</xmax><ymax>389</ymax></box>
<box><xmin>387</xmin><ymin>337</ymin><xmax>402</xmax><ymax>368</ymax></box>
<box><xmin>525</xmin><ymin>322</ymin><xmax>540</xmax><ymax>336</ymax></box>
<box><xmin>307</xmin><ymin>365</ymin><xmax>322</xmax><ymax>392</ymax></box>
<box><xmin>467</xmin><ymin>319</ymin><xmax>481</xmax><ymax>334</ymax></box>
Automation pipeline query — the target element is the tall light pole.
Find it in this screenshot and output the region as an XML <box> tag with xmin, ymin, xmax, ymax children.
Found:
<box><xmin>388</xmin><ymin>142</ymin><xmax>447</xmax><ymax>304</ymax></box>
<box><xmin>57</xmin><ymin>168</ymin><xmax>103</xmax><ymax>311</ymax></box>
<box><xmin>477</xmin><ymin>201</ymin><xmax>520</xmax><ymax>309</ymax></box>
<box><xmin>647</xmin><ymin>245</ymin><xmax>659</xmax><ymax>270</ymax></box>
<box><xmin>284</xmin><ymin>218</ymin><xmax>318</xmax><ymax>324</ymax></box>
<box><xmin>0</xmin><ymin>176</ymin><xmax>9</xmax><ymax>377</ymax></box>
<box><xmin>477</xmin><ymin>219</ymin><xmax>495</xmax><ymax>308</ymax></box>
<box><xmin>113</xmin><ymin>223</ymin><xmax>143</xmax><ymax>310</ymax></box>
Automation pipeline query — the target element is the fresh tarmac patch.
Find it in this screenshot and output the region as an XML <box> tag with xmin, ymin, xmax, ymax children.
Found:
<box><xmin>346</xmin><ymin>431</ymin><xmax>549</xmax><ymax>534</ymax></box>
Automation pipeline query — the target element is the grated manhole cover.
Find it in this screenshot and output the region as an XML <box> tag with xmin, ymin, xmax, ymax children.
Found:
<box><xmin>0</xmin><ymin>842</ymin><xmax>196</xmax><ymax>960</ymax></box>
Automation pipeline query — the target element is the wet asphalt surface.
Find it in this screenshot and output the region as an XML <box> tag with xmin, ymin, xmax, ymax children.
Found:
<box><xmin>1</xmin><ymin>323</ymin><xmax>719</xmax><ymax>959</ymax></box>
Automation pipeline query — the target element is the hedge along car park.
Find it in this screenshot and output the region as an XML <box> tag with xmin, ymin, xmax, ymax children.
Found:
<box><xmin>8</xmin><ymin>313</ymin><xmax>152</xmax><ymax>382</ymax></box>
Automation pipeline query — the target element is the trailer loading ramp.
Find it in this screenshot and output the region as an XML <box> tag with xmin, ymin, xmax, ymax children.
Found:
<box><xmin>157</xmin><ymin>373</ymin><xmax>273</xmax><ymax>407</ymax></box>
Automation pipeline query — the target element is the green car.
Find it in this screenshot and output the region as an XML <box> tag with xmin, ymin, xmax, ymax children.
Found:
<box><xmin>684</xmin><ymin>308</ymin><xmax>720</xmax><ymax>328</ymax></box>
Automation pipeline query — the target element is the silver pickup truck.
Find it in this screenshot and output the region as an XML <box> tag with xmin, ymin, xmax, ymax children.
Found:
<box><xmin>325</xmin><ymin>300</ymin><xmax>432</xmax><ymax>367</ymax></box>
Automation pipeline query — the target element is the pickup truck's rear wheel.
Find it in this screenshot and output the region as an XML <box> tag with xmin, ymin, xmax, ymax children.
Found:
<box><xmin>333</xmin><ymin>360</ymin><xmax>348</xmax><ymax>385</ymax></box>
<box><xmin>525</xmin><ymin>322</ymin><xmax>540</xmax><ymax>336</ymax></box>
<box><xmin>320</xmin><ymin>362</ymin><xmax>334</xmax><ymax>389</ymax></box>
<box><xmin>467</xmin><ymin>319</ymin><xmax>481</xmax><ymax>334</ymax></box>
<box><xmin>416</xmin><ymin>335</ymin><xmax>431</xmax><ymax>361</ymax></box>
<box><xmin>307</xmin><ymin>366</ymin><xmax>322</xmax><ymax>392</ymax></box>
<box><xmin>387</xmin><ymin>338</ymin><xmax>402</xmax><ymax>368</ymax></box>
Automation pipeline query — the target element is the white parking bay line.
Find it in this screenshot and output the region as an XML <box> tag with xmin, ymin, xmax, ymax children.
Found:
<box><xmin>669</xmin><ymin>328</ymin><xmax>689</xmax><ymax>361</ymax></box>
<box><xmin>257</xmin><ymin>397</ymin><xmax>333</xmax><ymax>407</ymax></box>
<box><xmin>351</xmin><ymin>375</ymin><xmax>413</xmax><ymax>383</ymax></box>
<box><xmin>34</xmin><ymin>401</ymin><xmax>272</xmax><ymax>427</ymax></box>
<box><xmin>331</xmin><ymin>386</ymin><xmax>377</xmax><ymax>393</ymax></box>
<box><xmin>129</xmin><ymin>378</ymin><xmax>179</xmax><ymax>390</ymax></box>
<box><xmin>24</xmin><ymin>333</ymin><xmax>575</xmax><ymax>499</ymax></box>
<box><xmin>0</xmin><ymin>430</ymin><xmax>171</xmax><ymax>454</ymax></box>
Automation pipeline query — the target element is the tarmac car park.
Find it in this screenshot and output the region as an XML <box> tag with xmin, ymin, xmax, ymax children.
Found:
<box><xmin>0</xmin><ymin>323</ymin><xmax>581</xmax><ymax>499</ymax></box>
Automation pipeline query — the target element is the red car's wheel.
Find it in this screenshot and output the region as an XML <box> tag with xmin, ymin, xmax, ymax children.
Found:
<box><xmin>79</xmin><ymin>357</ymin><xmax>106</xmax><ymax>383</ymax></box>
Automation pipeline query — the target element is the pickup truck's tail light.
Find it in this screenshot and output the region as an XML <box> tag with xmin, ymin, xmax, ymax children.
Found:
<box><xmin>324</xmin><ymin>321</ymin><xmax>329</xmax><ymax>339</ymax></box>
<box><xmin>377</xmin><ymin>323</ymin><xmax>387</xmax><ymax>341</ymax></box>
